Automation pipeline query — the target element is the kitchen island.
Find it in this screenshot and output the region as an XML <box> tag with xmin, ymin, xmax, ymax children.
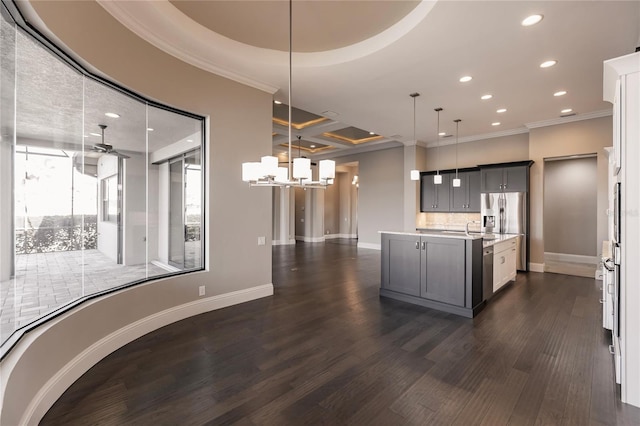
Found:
<box><xmin>380</xmin><ymin>231</ymin><xmax>517</xmax><ymax>318</ymax></box>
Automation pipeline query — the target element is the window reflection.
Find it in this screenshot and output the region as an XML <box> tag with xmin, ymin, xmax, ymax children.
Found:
<box><xmin>0</xmin><ymin>7</ymin><xmax>205</xmax><ymax>350</ymax></box>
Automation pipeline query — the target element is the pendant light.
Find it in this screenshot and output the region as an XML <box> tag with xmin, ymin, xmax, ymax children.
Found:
<box><xmin>409</xmin><ymin>92</ymin><xmax>421</xmax><ymax>181</ymax></box>
<box><xmin>433</xmin><ymin>107</ymin><xmax>443</xmax><ymax>184</ymax></box>
<box><xmin>241</xmin><ymin>0</ymin><xmax>335</xmax><ymax>188</ymax></box>
<box><xmin>452</xmin><ymin>119</ymin><xmax>461</xmax><ymax>187</ymax></box>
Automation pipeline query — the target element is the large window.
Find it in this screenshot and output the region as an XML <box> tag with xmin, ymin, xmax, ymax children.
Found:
<box><xmin>0</xmin><ymin>3</ymin><xmax>205</xmax><ymax>353</ymax></box>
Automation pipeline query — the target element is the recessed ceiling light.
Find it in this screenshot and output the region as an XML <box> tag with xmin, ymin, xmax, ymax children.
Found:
<box><xmin>554</xmin><ymin>90</ymin><xmax>567</xmax><ymax>97</ymax></box>
<box><xmin>310</xmin><ymin>144</ymin><xmax>316</xmax><ymax>148</ymax></box>
<box><xmin>540</xmin><ymin>60</ymin><xmax>557</xmax><ymax>68</ymax></box>
<box><xmin>187</xmin><ymin>139</ymin><xmax>194</xmax><ymax>143</ymax></box>
<box><xmin>274</xmin><ymin>100</ymin><xmax>282</xmax><ymax>105</ymax></box>
<box><xmin>369</xmin><ymin>131</ymin><xmax>375</xmax><ymax>135</ymax></box>
<box><xmin>481</xmin><ymin>94</ymin><xmax>493</xmax><ymax>100</ymax></box>
<box><xmin>497</xmin><ymin>108</ymin><xmax>507</xmax><ymax>113</ymax></box>
<box><xmin>438</xmin><ymin>132</ymin><xmax>446</xmax><ymax>136</ymax></box>
<box><xmin>522</xmin><ymin>14</ymin><xmax>543</xmax><ymax>26</ymax></box>
<box><xmin>105</xmin><ymin>112</ymin><xmax>120</xmax><ymax>118</ymax></box>
<box><xmin>147</xmin><ymin>127</ymin><xmax>154</xmax><ymax>131</ymax></box>
<box><xmin>491</xmin><ymin>122</ymin><xmax>501</xmax><ymax>126</ymax></box>
<box><xmin>459</xmin><ymin>76</ymin><xmax>472</xmax><ymax>83</ymax></box>
<box><xmin>90</xmin><ymin>132</ymin><xmax>101</xmax><ymax>137</ymax></box>
<box><xmin>561</xmin><ymin>108</ymin><xmax>573</xmax><ymax>113</ymax></box>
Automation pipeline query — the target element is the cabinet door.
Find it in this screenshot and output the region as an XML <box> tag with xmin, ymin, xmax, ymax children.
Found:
<box><xmin>382</xmin><ymin>234</ymin><xmax>421</xmax><ymax>296</ymax></box>
<box><xmin>481</xmin><ymin>168</ymin><xmax>504</xmax><ymax>192</ymax></box>
<box><xmin>422</xmin><ymin>238</ymin><xmax>465</xmax><ymax>305</ymax></box>
<box><xmin>505</xmin><ymin>245</ymin><xmax>517</xmax><ymax>281</ymax></box>
<box><xmin>493</xmin><ymin>249</ymin><xmax>506</xmax><ymax>291</ymax></box>
<box><xmin>420</xmin><ymin>175</ymin><xmax>437</xmax><ymax>212</ymax></box>
<box><xmin>467</xmin><ymin>171</ymin><xmax>481</xmax><ymax>212</ymax></box>
<box><xmin>434</xmin><ymin>173</ymin><xmax>451</xmax><ymax>212</ymax></box>
<box><xmin>503</xmin><ymin>166</ymin><xmax>528</xmax><ymax>192</ymax></box>
<box><xmin>450</xmin><ymin>173</ymin><xmax>468</xmax><ymax>212</ymax></box>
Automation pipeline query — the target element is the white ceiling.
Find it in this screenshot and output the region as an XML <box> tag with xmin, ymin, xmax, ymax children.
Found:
<box><xmin>32</xmin><ymin>1</ymin><xmax>640</xmax><ymax>159</ymax></box>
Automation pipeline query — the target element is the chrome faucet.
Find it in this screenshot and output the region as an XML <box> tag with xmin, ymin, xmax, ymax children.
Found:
<box><xmin>465</xmin><ymin>220</ymin><xmax>480</xmax><ymax>236</ymax></box>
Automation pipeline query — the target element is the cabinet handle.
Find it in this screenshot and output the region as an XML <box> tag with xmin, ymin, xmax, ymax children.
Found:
<box><xmin>609</xmin><ymin>345</ymin><xmax>615</xmax><ymax>355</ymax></box>
<box><xmin>421</xmin><ymin>242</ymin><xmax>426</xmax><ymax>250</ymax></box>
<box><xmin>599</xmin><ymin>299</ymin><xmax>604</xmax><ymax>304</ymax></box>
<box><xmin>501</xmin><ymin>256</ymin><xmax>505</xmax><ymax>264</ymax></box>
<box><xmin>415</xmin><ymin>241</ymin><xmax>420</xmax><ymax>250</ymax></box>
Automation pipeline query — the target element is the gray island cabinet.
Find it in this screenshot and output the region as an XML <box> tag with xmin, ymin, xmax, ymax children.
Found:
<box><xmin>380</xmin><ymin>231</ymin><xmax>484</xmax><ymax>318</ymax></box>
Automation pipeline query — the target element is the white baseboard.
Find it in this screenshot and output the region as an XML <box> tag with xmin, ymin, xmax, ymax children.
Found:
<box><xmin>544</xmin><ymin>252</ymin><xmax>600</xmax><ymax>265</ymax></box>
<box><xmin>295</xmin><ymin>236</ymin><xmax>326</xmax><ymax>243</ymax></box>
<box><xmin>272</xmin><ymin>239</ymin><xmax>296</xmax><ymax>246</ymax></box>
<box><xmin>324</xmin><ymin>234</ymin><xmax>358</xmax><ymax>240</ymax></box>
<box><xmin>19</xmin><ymin>283</ymin><xmax>273</xmax><ymax>426</ymax></box>
<box><xmin>529</xmin><ymin>262</ymin><xmax>545</xmax><ymax>273</ymax></box>
<box><xmin>358</xmin><ymin>242</ymin><xmax>381</xmax><ymax>250</ymax></box>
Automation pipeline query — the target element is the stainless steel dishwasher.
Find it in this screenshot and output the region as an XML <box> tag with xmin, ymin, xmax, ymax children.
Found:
<box><xmin>483</xmin><ymin>246</ymin><xmax>494</xmax><ymax>300</ymax></box>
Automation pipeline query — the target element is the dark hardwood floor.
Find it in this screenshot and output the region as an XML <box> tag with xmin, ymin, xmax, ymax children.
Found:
<box><xmin>41</xmin><ymin>240</ymin><xmax>640</xmax><ymax>425</ymax></box>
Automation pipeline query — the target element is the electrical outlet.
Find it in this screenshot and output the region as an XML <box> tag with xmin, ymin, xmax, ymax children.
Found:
<box><xmin>198</xmin><ymin>285</ymin><xmax>205</xmax><ymax>296</ymax></box>
<box><xmin>258</xmin><ymin>236</ymin><xmax>266</xmax><ymax>246</ymax></box>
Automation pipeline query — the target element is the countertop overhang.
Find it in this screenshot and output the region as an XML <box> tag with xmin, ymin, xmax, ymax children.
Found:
<box><xmin>379</xmin><ymin>230</ymin><xmax>519</xmax><ymax>247</ymax></box>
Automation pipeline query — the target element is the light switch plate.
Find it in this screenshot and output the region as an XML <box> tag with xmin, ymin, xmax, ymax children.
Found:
<box><xmin>258</xmin><ymin>236</ymin><xmax>266</xmax><ymax>246</ymax></box>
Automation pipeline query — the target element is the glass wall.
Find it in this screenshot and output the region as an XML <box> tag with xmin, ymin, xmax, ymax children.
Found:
<box><xmin>0</xmin><ymin>4</ymin><xmax>205</xmax><ymax>351</ymax></box>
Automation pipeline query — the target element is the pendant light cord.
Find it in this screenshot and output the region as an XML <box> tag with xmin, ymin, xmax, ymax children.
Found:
<box><xmin>455</xmin><ymin>119</ymin><xmax>460</xmax><ymax>179</ymax></box>
<box><xmin>413</xmin><ymin>96</ymin><xmax>416</xmax><ymax>142</ymax></box>
<box><xmin>435</xmin><ymin>108</ymin><xmax>442</xmax><ymax>175</ymax></box>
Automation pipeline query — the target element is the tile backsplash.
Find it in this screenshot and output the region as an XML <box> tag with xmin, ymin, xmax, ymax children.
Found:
<box><xmin>416</xmin><ymin>212</ymin><xmax>482</xmax><ymax>232</ymax></box>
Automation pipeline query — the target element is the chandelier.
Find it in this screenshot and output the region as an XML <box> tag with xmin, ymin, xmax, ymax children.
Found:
<box><xmin>241</xmin><ymin>0</ymin><xmax>335</xmax><ymax>188</ymax></box>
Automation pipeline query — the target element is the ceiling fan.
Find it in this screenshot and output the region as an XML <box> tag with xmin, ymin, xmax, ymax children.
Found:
<box><xmin>92</xmin><ymin>124</ymin><xmax>130</xmax><ymax>158</ymax></box>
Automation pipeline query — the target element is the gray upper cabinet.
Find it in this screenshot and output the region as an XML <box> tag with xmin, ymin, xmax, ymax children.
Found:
<box><xmin>421</xmin><ymin>173</ymin><xmax>450</xmax><ymax>212</ymax></box>
<box><xmin>480</xmin><ymin>165</ymin><xmax>529</xmax><ymax>192</ymax></box>
<box><xmin>450</xmin><ymin>170</ymin><xmax>481</xmax><ymax>212</ymax></box>
<box><xmin>503</xmin><ymin>166</ymin><xmax>528</xmax><ymax>192</ymax></box>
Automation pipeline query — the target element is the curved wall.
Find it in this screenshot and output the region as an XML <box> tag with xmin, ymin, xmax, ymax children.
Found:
<box><xmin>0</xmin><ymin>1</ymin><xmax>273</xmax><ymax>424</ymax></box>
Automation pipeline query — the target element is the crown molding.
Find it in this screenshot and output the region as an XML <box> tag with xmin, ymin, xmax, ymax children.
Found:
<box><xmin>425</xmin><ymin>127</ymin><xmax>529</xmax><ymax>148</ymax></box>
<box><xmin>525</xmin><ymin>109</ymin><xmax>612</xmax><ymax>129</ymax></box>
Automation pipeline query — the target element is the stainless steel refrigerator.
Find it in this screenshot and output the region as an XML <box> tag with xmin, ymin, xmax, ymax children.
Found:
<box><xmin>481</xmin><ymin>192</ymin><xmax>528</xmax><ymax>271</ymax></box>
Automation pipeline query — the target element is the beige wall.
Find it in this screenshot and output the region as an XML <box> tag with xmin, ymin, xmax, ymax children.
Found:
<box><xmin>529</xmin><ymin>116</ymin><xmax>612</xmax><ymax>264</ymax></box>
<box><xmin>543</xmin><ymin>157</ymin><xmax>598</xmax><ymax>256</ymax></box>
<box><xmin>337</xmin><ymin>147</ymin><xmax>404</xmax><ymax>246</ymax></box>
<box><xmin>424</xmin><ymin>132</ymin><xmax>530</xmax><ymax>170</ymax></box>
<box><xmin>342</xmin><ymin>166</ymin><xmax>359</xmax><ymax>236</ymax></box>
<box><xmin>2</xmin><ymin>2</ymin><xmax>273</xmax><ymax>424</ymax></box>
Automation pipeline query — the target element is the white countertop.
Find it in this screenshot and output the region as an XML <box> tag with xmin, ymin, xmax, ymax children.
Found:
<box><xmin>379</xmin><ymin>230</ymin><xmax>520</xmax><ymax>246</ymax></box>
<box><xmin>379</xmin><ymin>230</ymin><xmax>482</xmax><ymax>240</ymax></box>
<box><xmin>481</xmin><ymin>233</ymin><xmax>519</xmax><ymax>248</ymax></box>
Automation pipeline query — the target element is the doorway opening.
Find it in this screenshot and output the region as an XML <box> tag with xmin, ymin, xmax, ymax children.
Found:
<box><xmin>168</xmin><ymin>148</ymin><xmax>202</xmax><ymax>270</ymax></box>
<box><xmin>543</xmin><ymin>154</ymin><xmax>598</xmax><ymax>277</ymax></box>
